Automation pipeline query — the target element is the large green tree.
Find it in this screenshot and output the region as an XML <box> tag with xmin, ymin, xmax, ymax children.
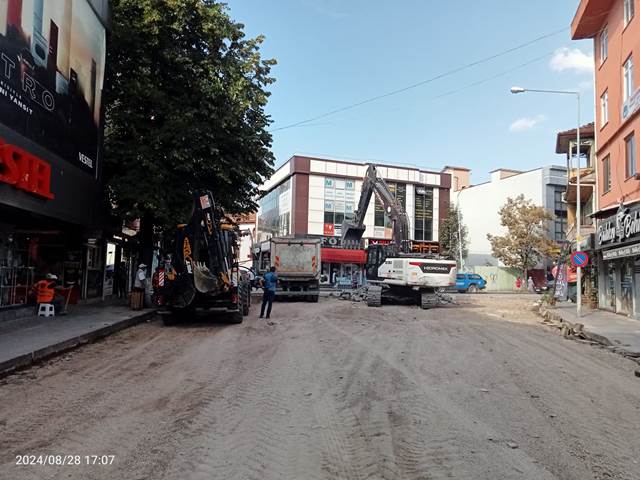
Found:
<box><xmin>487</xmin><ymin>195</ymin><xmax>557</xmax><ymax>279</ymax></box>
<box><xmin>439</xmin><ymin>205</ymin><xmax>468</xmax><ymax>267</ymax></box>
<box><xmin>103</xmin><ymin>0</ymin><xmax>275</xmax><ymax>244</ymax></box>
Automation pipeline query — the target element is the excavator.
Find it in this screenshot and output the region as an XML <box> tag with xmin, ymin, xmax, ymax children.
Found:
<box><xmin>154</xmin><ymin>190</ymin><xmax>250</xmax><ymax>325</ymax></box>
<box><xmin>341</xmin><ymin>164</ymin><xmax>457</xmax><ymax>309</ymax></box>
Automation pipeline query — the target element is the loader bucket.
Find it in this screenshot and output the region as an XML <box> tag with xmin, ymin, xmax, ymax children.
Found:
<box><xmin>341</xmin><ymin>224</ymin><xmax>366</xmax><ymax>249</ymax></box>
<box><xmin>193</xmin><ymin>261</ymin><xmax>222</xmax><ymax>294</ymax></box>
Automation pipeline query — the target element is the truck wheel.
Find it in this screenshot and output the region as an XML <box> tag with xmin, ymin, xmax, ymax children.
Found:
<box><xmin>367</xmin><ymin>286</ymin><xmax>382</xmax><ymax>307</ymax></box>
<box><xmin>468</xmin><ymin>284</ymin><xmax>478</xmax><ymax>293</ymax></box>
<box><xmin>162</xmin><ymin>314</ymin><xmax>178</xmax><ymax>326</ymax></box>
<box><xmin>311</xmin><ymin>294</ymin><xmax>319</xmax><ymax>303</ymax></box>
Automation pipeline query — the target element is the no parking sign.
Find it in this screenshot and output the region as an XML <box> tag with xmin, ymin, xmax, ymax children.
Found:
<box><xmin>571</xmin><ymin>251</ymin><xmax>589</xmax><ymax>268</ymax></box>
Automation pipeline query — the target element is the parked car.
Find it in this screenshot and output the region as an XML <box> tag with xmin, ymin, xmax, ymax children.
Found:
<box><xmin>455</xmin><ymin>273</ymin><xmax>486</xmax><ymax>293</ymax></box>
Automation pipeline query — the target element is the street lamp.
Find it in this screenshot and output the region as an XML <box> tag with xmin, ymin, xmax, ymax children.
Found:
<box><xmin>455</xmin><ymin>185</ymin><xmax>466</xmax><ymax>272</ymax></box>
<box><xmin>510</xmin><ymin>86</ymin><xmax>582</xmax><ymax>317</ymax></box>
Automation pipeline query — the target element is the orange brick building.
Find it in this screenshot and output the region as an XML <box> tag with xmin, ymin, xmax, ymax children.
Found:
<box><xmin>573</xmin><ymin>0</ymin><xmax>640</xmax><ymax>315</ymax></box>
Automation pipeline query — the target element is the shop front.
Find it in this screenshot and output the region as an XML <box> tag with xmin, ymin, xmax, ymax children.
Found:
<box><xmin>596</xmin><ymin>204</ymin><xmax>640</xmax><ymax>318</ymax></box>
<box><xmin>320</xmin><ymin>246</ymin><xmax>367</xmax><ymax>288</ymax></box>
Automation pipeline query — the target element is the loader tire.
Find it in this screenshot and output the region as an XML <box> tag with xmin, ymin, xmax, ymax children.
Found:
<box><xmin>367</xmin><ymin>286</ymin><xmax>382</xmax><ymax>307</ymax></box>
<box><xmin>228</xmin><ymin>308</ymin><xmax>243</xmax><ymax>324</ymax></box>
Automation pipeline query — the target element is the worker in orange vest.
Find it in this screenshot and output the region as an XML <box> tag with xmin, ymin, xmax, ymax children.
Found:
<box><xmin>32</xmin><ymin>274</ymin><xmax>65</xmax><ymax>313</ymax></box>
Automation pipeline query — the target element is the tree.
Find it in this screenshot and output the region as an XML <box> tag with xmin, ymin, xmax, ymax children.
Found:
<box><xmin>487</xmin><ymin>195</ymin><xmax>557</xmax><ymax>280</ymax></box>
<box><xmin>439</xmin><ymin>205</ymin><xmax>468</xmax><ymax>266</ymax></box>
<box><xmin>103</xmin><ymin>0</ymin><xmax>276</xmax><ymax>261</ymax></box>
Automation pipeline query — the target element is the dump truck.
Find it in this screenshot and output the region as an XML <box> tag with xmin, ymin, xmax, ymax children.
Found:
<box><xmin>154</xmin><ymin>190</ymin><xmax>251</xmax><ymax>325</ymax></box>
<box><xmin>255</xmin><ymin>237</ymin><xmax>321</xmax><ymax>302</ymax></box>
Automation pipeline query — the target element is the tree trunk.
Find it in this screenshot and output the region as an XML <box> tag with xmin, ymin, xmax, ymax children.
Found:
<box><xmin>138</xmin><ymin>213</ymin><xmax>155</xmax><ymax>271</ymax></box>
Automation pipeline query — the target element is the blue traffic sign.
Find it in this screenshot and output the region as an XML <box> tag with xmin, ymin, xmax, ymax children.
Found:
<box><xmin>571</xmin><ymin>251</ymin><xmax>589</xmax><ymax>267</ymax></box>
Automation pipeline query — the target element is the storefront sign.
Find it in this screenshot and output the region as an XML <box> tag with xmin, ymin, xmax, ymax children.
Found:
<box><xmin>597</xmin><ymin>204</ymin><xmax>640</xmax><ymax>249</ymax></box>
<box><xmin>323</xmin><ymin>223</ymin><xmax>335</xmax><ymax>236</ymax></box>
<box><xmin>602</xmin><ymin>242</ymin><xmax>640</xmax><ymax>260</ymax></box>
<box><xmin>0</xmin><ymin>139</ymin><xmax>54</xmax><ymax>199</ymax></box>
<box><xmin>0</xmin><ymin>1</ymin><xmax>106</xmax><ymax>174</ymax></box>
<box><xmin>321</xmin><ymin>236</ymin><xmax>342</xmax><ymax>248</ymax></box>
<box><xmin>554</xmin><ymin>262</ymin><xmax>568</xmax><ymax>301</ymax></box>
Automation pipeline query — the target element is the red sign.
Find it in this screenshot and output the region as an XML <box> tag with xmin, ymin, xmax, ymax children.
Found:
<box><xmin>0</xmin><ymin>139</ymin><xmax>54</xmax><ymax>199</ymax></box>
<box><xmin>323</xmin><ymin>223</ymin><xmax>335</xmax><ymax>236</ymax></box>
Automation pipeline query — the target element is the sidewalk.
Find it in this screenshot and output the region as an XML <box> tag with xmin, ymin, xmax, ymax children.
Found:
<box><xmin>0</xmin><ymin>301</ymin><xmax>156</xmax><ymax>377</ymax></box>
<box><xmin>539</xmin><ymin>302</ymin><xmax>640</xmax><ymax>360</ymax></box>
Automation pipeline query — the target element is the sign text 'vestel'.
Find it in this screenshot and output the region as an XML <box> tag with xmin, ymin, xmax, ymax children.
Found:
<box><xmin>0</xmin><ymin>138</ymin><xmax>54</xmax><ymax>199</ymax></box>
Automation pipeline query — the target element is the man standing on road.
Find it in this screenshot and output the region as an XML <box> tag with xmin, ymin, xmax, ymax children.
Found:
<box><xmin>259</xmin><ymin>266</ymin><xmax>277</xmax><ymax>319</ymax></box>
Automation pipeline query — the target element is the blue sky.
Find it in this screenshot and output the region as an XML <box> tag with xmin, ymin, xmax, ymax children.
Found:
<box><xmin>226</xmin><ymin>0</ymin><xmax>594</xmax><ymax>183</ymax></box>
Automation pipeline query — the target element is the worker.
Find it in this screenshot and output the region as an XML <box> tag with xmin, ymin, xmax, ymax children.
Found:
<box><xmin>132</xmin><ymin>263</ymin><xmax>147</xmax><ymax>309</ymax></box>
<box><xmin>32</xmin><ymin>274</ymin><xmax>65</xmax><ymax>313</ymax></box>
<box><xmin>259</xmin><ymin>266</ymin><xmax>278</xmax><ymax>319</ymax></box>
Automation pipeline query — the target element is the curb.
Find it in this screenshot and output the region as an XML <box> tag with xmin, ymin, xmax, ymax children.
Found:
<box><xmin>0</xmin><ymin>310</ymin><xmax>157</xmax><ymax>378</ymax></box>
<box><xmin>536</xmin><ymin>304</ymin><xmax>640</xmax><ymax>364</ymax></box>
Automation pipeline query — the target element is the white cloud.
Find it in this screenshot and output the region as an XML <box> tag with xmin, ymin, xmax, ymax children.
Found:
<box><xmin>549</xmin><ymin>47</ymin><xmax>594</xmax><ymax>73</ymax></box>
<box><xmin>509</xmin><ymin>115</ymin><xmax>546</xmax><ymax>133</ymax></box>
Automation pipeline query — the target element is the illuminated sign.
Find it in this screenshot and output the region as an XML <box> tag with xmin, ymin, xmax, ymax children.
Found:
<box><xmin>0</xmin><ymin>138</ymin><xmax>54</xmax><ymax>199</ymax></box>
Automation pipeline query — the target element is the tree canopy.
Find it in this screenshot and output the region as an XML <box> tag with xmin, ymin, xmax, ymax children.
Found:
<box><xmin>487</xmin><ymin>195</ymin><xmax>556</xmax><ymax>275</ymax></box>
<box><xmin>103</xmin><ymin>0</ymin><xmax>276</xmax><ymax>229</ymax></box>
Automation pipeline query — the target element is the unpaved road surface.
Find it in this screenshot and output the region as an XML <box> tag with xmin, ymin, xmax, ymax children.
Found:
<box><xmin>1</xmin><ymin>294</ymin><xmax>639</xmax><ymax>480</ymax></box>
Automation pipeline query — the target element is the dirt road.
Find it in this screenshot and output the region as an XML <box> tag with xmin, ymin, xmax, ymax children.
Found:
<box><xmin>1</xmin><ymin>295</ymin><xmax>639</xmax><ymax>480</ymax></box>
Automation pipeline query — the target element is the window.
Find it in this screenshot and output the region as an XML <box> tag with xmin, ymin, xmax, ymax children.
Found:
<box><xmin>624</xmin><ymin>55</ymin><xmax>634</xmax><ymax>101</ymax></box>
<box><xmin>414</xmin><ymin>186</ymin><xmax>434</xmax><ymax>241</ymax></box>
<box><xmin>374</xmin><ymin>182</ymin><xmax>406</xmax><ymax>228</ymax></box>
<box><xmin>601</xmin><ymin>90</ymin><xmax>609</xmax><ymax>126</ymax></box>
<box><xmin>603</xmin><ymin>155</ymin><xmax>611</xmax><ymax>192</ymax></box>
<box><xmin>553</xmin><ymin>188</ymin><xmax>567</xmax><ymax>242</ymax></box>
<box><xmin>600</xmin><ymin>27</ymin><xmax>608</xmax><ymax>63</ymax></box>
<box><xmin>324</xmin><ymin>176</ymin><xmax>355</xmax><ymax>235</ymax></box>
<box><xmin>625</xmin><ymin>0</ymin><xmax>635</xmax><ymax>26</ymax></box>
<box><xmin>626</xmin><ymin>133</ymin><xmax>637</xmax><ymax>177</ymax></box>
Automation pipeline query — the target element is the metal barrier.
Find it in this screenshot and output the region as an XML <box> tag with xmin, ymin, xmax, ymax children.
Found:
<box><xmin>0</xmin><ymin>267</ymin><xmax>35</xmax><ymax>307</ymax></box>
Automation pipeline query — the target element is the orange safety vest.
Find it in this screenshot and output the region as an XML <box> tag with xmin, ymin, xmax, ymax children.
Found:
<box><xmin>34</xmin><ymin>280</ymin><xmax>55</xmax><ymax>303</ymax></box>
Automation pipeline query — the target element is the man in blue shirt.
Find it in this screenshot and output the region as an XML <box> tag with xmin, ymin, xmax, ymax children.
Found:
<box><xmin>260</xmin><ymin>266</ymin><xmax>278</xmax><ymax>319</ymax></box>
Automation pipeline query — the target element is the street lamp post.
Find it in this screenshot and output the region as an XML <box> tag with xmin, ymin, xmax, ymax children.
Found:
<box><xmin>456</xmin><ymin>186</ymin><xmax>465</xmax><ymax>272</ymax></box>
<box><xmin>510</xmin><ymin>87</ymin><xmax>582</xmax><ymax>317</ymax></box>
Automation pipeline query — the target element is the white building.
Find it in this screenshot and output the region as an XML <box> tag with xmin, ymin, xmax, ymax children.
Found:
<box><xmin>448</xmin><ymin>166</ymin><xmax>568</xmax><ymax>269</ymax></box>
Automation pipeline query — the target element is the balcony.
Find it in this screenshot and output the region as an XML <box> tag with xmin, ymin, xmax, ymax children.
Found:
<box><xmin>565</xmin><ymin>167</ymin><xmax>595</xmax><ymax>204</ymax></box>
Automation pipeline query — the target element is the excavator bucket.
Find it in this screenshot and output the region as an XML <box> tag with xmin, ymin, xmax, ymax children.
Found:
<box><xmin>341</xmin><ymin>221</ymin><xmax>366</xmax><ymax>249</ymax></box>
<box><xmin>193</xmin><ymin>261</ymin><xmax>222</xmax><ymax>294</ymax></box>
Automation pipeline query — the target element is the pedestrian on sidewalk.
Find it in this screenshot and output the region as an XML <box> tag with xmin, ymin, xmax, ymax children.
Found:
<box><xmin>527</xmin><ymin>276</ymin><xmax>535</xmax><ymax>292</ymax></box>
<box><xmin>259</xmin><ymin>266</ymin><xmax>278</xmax><ymax>319</ymax></box>
<box><xmin>515</xmin><ymin>276</ymin><xmax>522</xmax><ymax>290</ymax></box>
<box><xmin>131</xmin><ymin>263</ymin><xmax>147</xmax><ymax>309</ymax></box>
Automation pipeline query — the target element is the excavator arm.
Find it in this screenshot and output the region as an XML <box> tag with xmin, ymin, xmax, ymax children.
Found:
<box><xmin>341</xmin><ymin>164</ymin><xmax>411</xmax><ymax>254</ymax></box>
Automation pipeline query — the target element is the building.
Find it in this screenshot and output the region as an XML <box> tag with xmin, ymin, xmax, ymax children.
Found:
<box><xmin>257</xmin><ymin>155</ymin><xmax>452</xmax><ymax>286</ymax></box>
<box><xmin>555</xmin><ymin>123</ymin><xmax>598</xmax><ymax>305</ymax></box>
<box><xmin>0</xmin><ymin>0</ymin><xmax>109</xmax><ymax>313</ymax></box>
<box><xmin>573</xmin><ymin>0</ymin><xmax>640</xmax><ymax>316</ymax></box>
<box><xmin>228</xmin><ymin>212</ymin><xmax>257</xmax><ymax>269</ymax></box>
<box><xmin>450</xmin><ymin>165</ymin><xmax>567</xmax><ymax>286</ymax></box>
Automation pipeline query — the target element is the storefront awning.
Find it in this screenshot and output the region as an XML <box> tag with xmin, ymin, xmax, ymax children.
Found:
<box><xmin>321</xmin><ymin>248</ymin><xmax>367</xmax><ymax>264</ymax></box>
